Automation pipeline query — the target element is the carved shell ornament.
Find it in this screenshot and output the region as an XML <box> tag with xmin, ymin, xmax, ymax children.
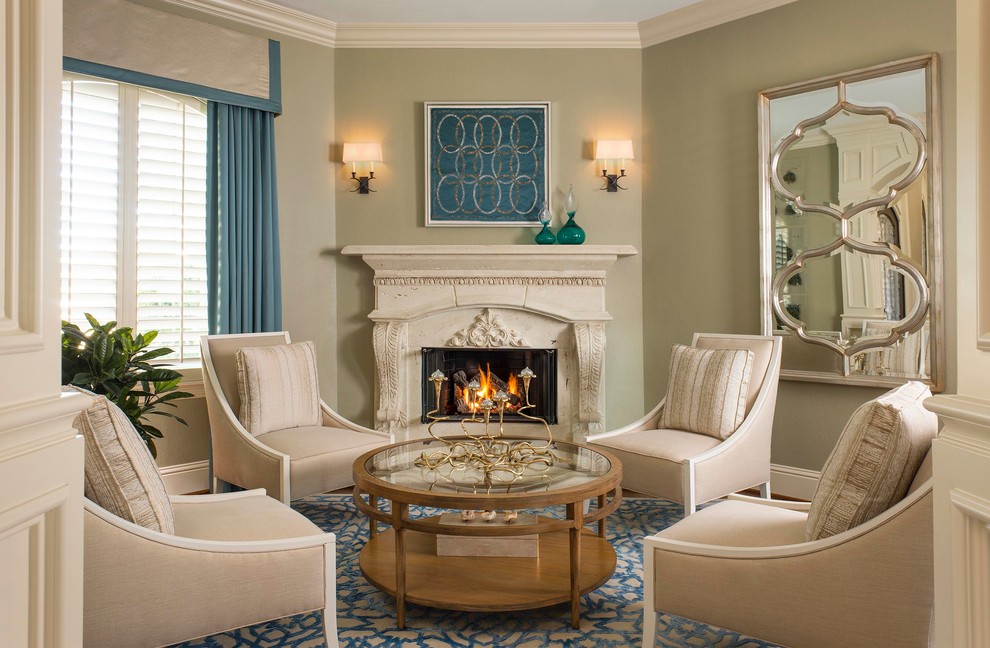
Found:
<box><xmin>446</xmin><ymin>309</ymin><xmax>528</xmax><ymax>347</ymax></box>
<box><xmin>770</xmin><ymin>83</ymin><xmax>930</xmax><ymax>358</ymax></box>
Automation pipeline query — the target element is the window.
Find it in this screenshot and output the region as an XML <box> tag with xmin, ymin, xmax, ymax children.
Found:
<box><xmin>61</xmin><ymin>73</ymin><xmax>208</xmax><ymax>362</ymax></box>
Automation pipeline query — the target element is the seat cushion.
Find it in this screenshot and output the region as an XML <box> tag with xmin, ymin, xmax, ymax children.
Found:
<box><xmin>659</xmin><ymin>344</ymin><xmax>755</xmax><ymax>440</ymax></box>
<box><xmin>258</xmin><ymin>425</ymin><xmax>389</xmax><ymax>499</ymax></box>
<box><xmin>806</xmin><ymin>381</ymin><xmax>937</xmax><ymax>541</ymax></box>
<box><xmin>590</xmin><ymin>429</ymin><xmax>721</xmax><ymax>500</ymax></box>
<box><xmin>71</xmin><ymin>388</ymin><xmax>175</xmax><ymax>534</ymax></box>
<box><xmin>235</xmin><ymin>340</ymin><xmax>322</xmax><ymax>436</ymax></box>
<box><xmin>658</xmin><ymin>499</ymin><xmax>808</xmax><ymax>547</ymax></box>
<box><xmin>172</xmin><ymin>492</ymin><xmax>324</xmax><ymax>541</ymax></box>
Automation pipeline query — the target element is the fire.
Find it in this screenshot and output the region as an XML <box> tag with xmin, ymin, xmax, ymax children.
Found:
<box><xmin>507</xmin><ymin>372</ymin><xmax>519</xmax><ymax>397</ymax></box>
<box><xmin>455</xmin><ymin>363</ymin><xmax>523</xmax><ymax>413</ymax></box>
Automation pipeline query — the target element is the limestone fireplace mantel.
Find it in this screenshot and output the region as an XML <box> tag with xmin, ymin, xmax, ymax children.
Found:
<box><xmin>341</xmin><ymin>245</ymin><xmax>638</xmax><ymax>441</ymax></box>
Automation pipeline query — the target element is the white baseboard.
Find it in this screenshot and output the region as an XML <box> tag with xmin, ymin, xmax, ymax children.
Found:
<box><xmin>770</xmin><ymin>463</ymin><xmax>820</xmax><ymax>501</ymax></box>
<box><xmin>159</xmin><ymin>460</ymin><xmax>210</xmax><ymax>495</ymax></box>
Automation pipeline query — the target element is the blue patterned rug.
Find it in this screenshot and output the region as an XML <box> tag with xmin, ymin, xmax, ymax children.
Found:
<box><xmin>172</xmin><ymin>496</ymin><xmax>782</xmax><ymax>648</ymax></box>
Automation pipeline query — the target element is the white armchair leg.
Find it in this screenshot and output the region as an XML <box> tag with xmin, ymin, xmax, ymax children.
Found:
<box><xmin>759</xmin><ymin>481</ymin><xmax>771</xmax><ymax>499</ymax></box>
<box><xmin>642</xmin><ymin>538</ymin><xmax>657</xmax><ymax>647</ymax></box>
<box><xmin>322</xmin><ymin>544</ymin><xmax>339</xmax><ymax>648</ymax></box>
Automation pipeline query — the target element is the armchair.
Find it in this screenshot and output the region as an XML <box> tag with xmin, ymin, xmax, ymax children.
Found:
<box><xmin>587</xmin><ymin>333</ymin><xmax>782</xmax><ymax>515</ymax></box>
<box><xmin>71</xmin><ymin>387</ymin><xmax>339</xmax><ymax>647</ymax></box>
<box><xmin>642</xmin><ymin>453</ymin><xmax>933</xmax><ymax>648</ymax></box>
<box><xmin>201</xmin><ymin>332</ymin><xmax>392</xmax><ymax>503</ymax></box>
<box><xmin>85</xmin><ymin>490</ymin><xmax>338</xmax><ymax>647</ymax></box>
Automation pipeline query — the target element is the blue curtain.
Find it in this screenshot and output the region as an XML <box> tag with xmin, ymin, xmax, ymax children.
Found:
<box><xmin>206</xmin><ymin>102</ymin><xmax>282</xmax><ymax>334</ymax></box>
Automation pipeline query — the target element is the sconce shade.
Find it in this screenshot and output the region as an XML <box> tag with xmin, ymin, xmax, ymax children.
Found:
<box><xmin>595</xmin><ymin>140</ymin><xmax>634</xmax><ymax>160</ymax></box>
<box><xmin>342</xmin><ymin>142</ymin><xmax>383</xmax><ymax>163</ymax></box>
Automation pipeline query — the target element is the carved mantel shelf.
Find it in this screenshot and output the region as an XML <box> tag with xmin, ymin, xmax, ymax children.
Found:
<box><xmin>341</xmin><ymin>245</ymin><xmax>638</xmax><ymax>323</ymax></box>
<box><xmin>341</xmin><ymin>244</ymin><xmax>638</xmax><ymax>442</ymax></box>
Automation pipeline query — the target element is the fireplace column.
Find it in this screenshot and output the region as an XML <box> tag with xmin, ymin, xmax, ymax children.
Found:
<box><xmin>573</xmin><ymin>321</ymin><xmax>607</xmax><ymax>442</ymax></box>
<box><xmin>373</xmin><ymin>321</ymin><xmax>408</xmax><ymax>435</ymax></box>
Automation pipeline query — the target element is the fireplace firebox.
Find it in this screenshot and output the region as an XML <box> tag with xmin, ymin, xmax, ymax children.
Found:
<box><xmin>420</xmin><ymin>347</ymin><xmax>557</xmax><ymax>424</ymax></box>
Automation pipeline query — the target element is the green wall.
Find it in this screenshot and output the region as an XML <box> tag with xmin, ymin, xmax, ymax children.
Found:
<box><xmin>641</xmin><ymin>0</ymin><xmax>957</xmax><ymax>470</ymax></box>
<box><xmin>333</xmin><ymin>48</ymin><xmax>646</xmax><ymax>430</ymax></box>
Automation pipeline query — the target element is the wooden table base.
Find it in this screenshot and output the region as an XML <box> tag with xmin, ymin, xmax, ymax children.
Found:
<box><xmin>359</xmin><ymin>516</ymin><xmax>617</xmax><ymax>627</ymax></box>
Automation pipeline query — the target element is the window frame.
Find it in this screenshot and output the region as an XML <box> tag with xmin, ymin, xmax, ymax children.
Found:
<box><xmin>61</xmin><ymin>72</ymin><xmax>209</xmax><ymax>369</ymax></box>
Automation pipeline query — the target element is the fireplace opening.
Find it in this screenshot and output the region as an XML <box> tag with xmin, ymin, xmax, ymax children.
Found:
<box><xmin>421</xmin><ymin>347</ymin><xmax>557</xmax><ymax>424</ymax></box>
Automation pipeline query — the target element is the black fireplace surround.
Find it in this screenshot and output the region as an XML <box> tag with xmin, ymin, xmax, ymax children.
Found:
<box><xmin>420</xmin><ymin>347</ymin><xmax>557</xmax><ymax>424</ymax></box>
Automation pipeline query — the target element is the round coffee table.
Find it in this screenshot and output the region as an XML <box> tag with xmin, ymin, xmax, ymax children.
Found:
<box><xmin>352</xmin><ymin>436</ymin><xmax>623</xmax><ymax>629</ymax></box>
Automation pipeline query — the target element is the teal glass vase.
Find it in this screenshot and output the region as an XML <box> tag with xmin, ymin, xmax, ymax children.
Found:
<box><xmin>534</xmin><ymin>200</ymin><xmax>556</xmax><ymax>244</ymax></box>
<box><xmin>557</xmin><ymin>186</ymin><xmax>585</xmax><ymax>245</ymax></box>
<box><xmin>535</xmin><ymin>223</ymin><xmax>556</xmax><ymax>244</ymax></box>
<box><xmin>557</xmin><ymin>213</ymin><xmax>585</xmax><ymax>245</ymax></box>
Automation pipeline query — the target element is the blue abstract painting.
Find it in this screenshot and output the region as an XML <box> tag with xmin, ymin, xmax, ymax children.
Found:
<box><xmin>426</xmin><ymin>103</ymin><xmax>549</xmax><ymax>226</ymax></box>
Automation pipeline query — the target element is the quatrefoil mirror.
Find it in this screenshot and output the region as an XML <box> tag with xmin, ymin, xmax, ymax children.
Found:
<box><xmin>759</xmin><ymin>54</ymin><xmax>944</xmax><ymax>390</ymax></box>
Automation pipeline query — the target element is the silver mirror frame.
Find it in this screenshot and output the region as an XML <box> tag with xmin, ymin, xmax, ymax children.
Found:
<box><xmin>758</xmin><ymin>54</ymin><xmax>944</xmax><ymax>391</ymax></box>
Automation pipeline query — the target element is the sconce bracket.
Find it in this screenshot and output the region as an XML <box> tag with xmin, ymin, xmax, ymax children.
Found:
<box><xmin>351</xmin><ymin>171</ymin><xmax>376</xmax><ymax>194</ymax></box>
<box><xmin>601</xmin><ymin>169</ymin><xmax>628</xmax><ymax>192</ymax></box>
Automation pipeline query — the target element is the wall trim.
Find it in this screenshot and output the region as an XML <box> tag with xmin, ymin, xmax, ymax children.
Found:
<box><xmin>335</xmin><ymin>23</ymin><xmax>641</xmax><ymax>49</ymax></box>
<box><xmin>155</xmin><ymin>0</ymin><xmax>796</xmax><ymax>50</ymax></box>
<box><xmin>159</xmin><ymin>460</ymin><xmax>210</xmax><ymax>495</ymax></box>
<box><xmin>770</xmin><ymin>463</ymin><xmax>820</xmax><ymax>501</ymax></box>
<box><xmin>156</xmin><ymin>0</ymin><xmax>337</xmax><ymax>47</ymax></box>
<box><xmin>639</xmin><ymin>0</ymin><xmax>798</xmax><ymax>48</ymax></box>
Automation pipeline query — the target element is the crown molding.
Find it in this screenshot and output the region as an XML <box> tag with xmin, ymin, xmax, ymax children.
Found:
<box><xmin>639</xmin><ymin>0</ymin><xmax>798</xmax><ymax>48</ymax></box>
<box><xmin>334</xmin><ymin>23</ymin><xmax>641</xmax><ymax>49</ymax></box>
<box><xmin>156</xmin><ymin>0</ymin><xmax>796</xmax><ymax>50</ymax></box>
<box><xmin>157</xmin><ymin>0</ymin><xmax>337</xmax><ymax>47</ymax></box>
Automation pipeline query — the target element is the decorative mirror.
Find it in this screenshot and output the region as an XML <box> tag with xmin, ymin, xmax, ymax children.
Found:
<box><xmin>759</xmin><ymin>54</ymin><xmax>944</xmax><ymax>390</ymax></box>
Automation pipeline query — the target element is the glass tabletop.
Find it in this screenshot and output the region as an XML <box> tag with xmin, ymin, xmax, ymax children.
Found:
<box><xmin>364</xmin><ymin>436</ymin><xmax>612</xmax><ymax>496</ymax></box>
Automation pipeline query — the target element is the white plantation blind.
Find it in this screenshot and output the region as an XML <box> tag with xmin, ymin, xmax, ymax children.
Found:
<box><xmin>61</xmin><ymin>76</ymin><xmax>120</xmax><ymax>327</ymax></box>
<box><xmin>61</xmin><ymin>73</ymin><xmax>209</xmax><ymax>362</ymax></box>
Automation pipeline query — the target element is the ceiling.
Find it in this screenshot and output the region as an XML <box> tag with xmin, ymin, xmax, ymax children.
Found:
<box><xmin>264</xmin><ymin>0</ymin><xmax>704</xmax><ymax>24</ymax></box>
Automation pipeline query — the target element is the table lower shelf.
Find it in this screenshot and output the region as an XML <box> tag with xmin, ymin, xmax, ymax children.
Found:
<box><xmin>358</xmin><ymin>515</ymin><xmax>617</xmax><ymax>613</ymax></box>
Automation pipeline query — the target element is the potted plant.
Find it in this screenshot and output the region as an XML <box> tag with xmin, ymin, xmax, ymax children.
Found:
<box><xmin>61</xmin><ymin>314</ymin><xmax>194</xmax><ymax>458</ymax></box>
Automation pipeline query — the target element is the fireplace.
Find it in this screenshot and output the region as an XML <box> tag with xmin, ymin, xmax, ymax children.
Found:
<box><xmin>421</xmin><ymin>347</ymin><xmax>557</xmax><ymax>424</ymax></box>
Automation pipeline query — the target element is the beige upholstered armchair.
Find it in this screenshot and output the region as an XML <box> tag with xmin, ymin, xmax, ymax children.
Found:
<box><xmin>70</xmin><ymin>386</ymin><xmax>339</xmax><ymax>647</ymax></box>
<box><xmin>643</xmin><ymin>454</ymin><xmax>933</xmax><ymax>648</ymax></box>
<box><xmin>587</xmin><ymin>333</ymin><xmax>782</xmax><ymax>515</ymax></box>
<box><xmin>642</xmin><ymin>381</ymin><xmax>937</xmax><ymax>648</ymax></box>
<box><xmin>201</xmin><ymin>332</ymin><xmax>392</xmax><ymax>504</ymax></box>
<box><xmin>85</xmin><ymin>491</ymin><xmax>338</xmax><ymax>648</ymax></box>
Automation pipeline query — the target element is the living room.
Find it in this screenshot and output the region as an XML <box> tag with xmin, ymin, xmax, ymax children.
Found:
<box><xmin>1</xmin><ymin>0</ymin><xmax>988</xmax><ymax>646</ymax></box>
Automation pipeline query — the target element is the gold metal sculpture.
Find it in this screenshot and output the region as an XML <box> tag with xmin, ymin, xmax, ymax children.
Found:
<box><xmin>415</xmin><ymin>367</ymin><xmax>558</xmax><ymax>490</ymax></box>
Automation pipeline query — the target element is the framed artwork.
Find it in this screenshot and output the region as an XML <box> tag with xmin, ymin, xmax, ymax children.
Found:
<box><xmin>425</xmin><ymin>102</ymin><xmax>551</xmax><ymax>227</ymax></box>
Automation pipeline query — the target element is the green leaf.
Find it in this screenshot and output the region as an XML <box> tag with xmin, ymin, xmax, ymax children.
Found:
<box><xmin>84</xmin><ymin>313</ymin><xmax>101</xmax><ymax>330</ymax></box>
<box><xmin>132</xmin><ymin>348</ymin><xmax>173</xmax><ymax>362</ymax></box>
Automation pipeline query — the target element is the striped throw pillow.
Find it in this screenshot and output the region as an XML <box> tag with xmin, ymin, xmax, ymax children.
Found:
<box><xmin>236</xmin><ymin>341</ymin><xmax>322</xmax><ymax>436</ymax></box>
<box><xmin>806</xmin><ymin>381</ymin><xmax>937</xmax><ymax>541</ymax></box>
<box><xmin>72</xmin><ymin>388</ymin><xmax>175</xmax><ymax>534</ymax></box>
<box><xmin>659</xmin><ymin>344</ymin><xmax>755</xmax><ymax>440</ymax></box>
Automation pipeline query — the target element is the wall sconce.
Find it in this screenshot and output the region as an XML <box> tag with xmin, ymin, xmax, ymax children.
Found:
<box><xmin>342</xmin><ymin>143</ymin><xmax>382</xmax><ymax>194</ymax></box>
<box><xmin>595</xmin><ymin>140</ymin><xmax>634</xmax><ymax>192</ymax></box>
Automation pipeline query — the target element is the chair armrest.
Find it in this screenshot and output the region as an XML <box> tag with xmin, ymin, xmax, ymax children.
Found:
<box><xmin>169</xmin><ymin>489</ymin><xmax>269</xmax><ymax>505</ymax></box>
<box><xmin>202</xmin><ymin>368</ymin><xmax>291</xmax><ymax>501</ymax></box>
<box><xmin>727</xmin><ymin>493</ymin><xmax>811</xmax><ymax>511</ymax></box>
<box><xmin>86</xmin><ymin>497</ymin><xmax>331</xmax><ymax>553</ymax></box>
<box><xmin>320</xmin><ymin>401</ymin><xmax>393</xmax><ymax>441</ymax></box>
<box><xmin>586</xmin><ymin>401</ymin><xmax>665</xmax><ymax>443</ymax></box>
